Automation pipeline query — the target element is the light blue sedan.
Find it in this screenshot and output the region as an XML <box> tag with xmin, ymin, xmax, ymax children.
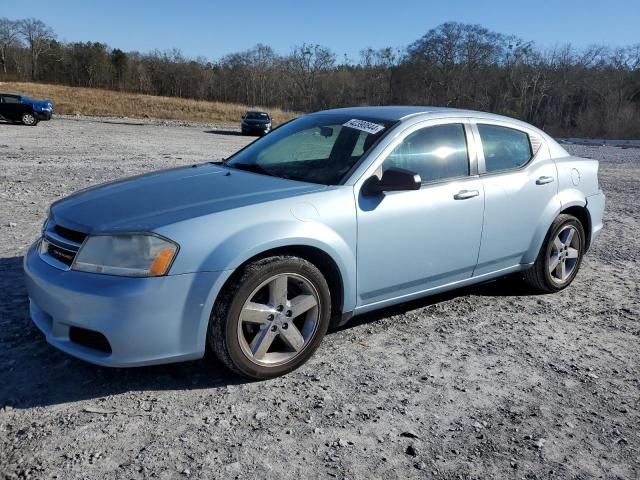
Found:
<box><xmin>24</xmin><ymin>107</ymin><xmax>605</xmax><ymax>379</ymax></box>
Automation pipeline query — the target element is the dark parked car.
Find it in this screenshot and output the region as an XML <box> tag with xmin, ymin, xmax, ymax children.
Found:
<box><xmin>0</xmin><ymin>93</ymin><xmax>53</xmax><ymax>126</ymax></box>
<box><xmin>241</xmin><ymin>111</ymin><xmax>271</xmax><ymax>136</ymax></box>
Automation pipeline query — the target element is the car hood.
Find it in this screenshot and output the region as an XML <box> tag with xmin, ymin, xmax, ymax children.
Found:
<box><xmin>50</xmin><ymin>164</ymin><xmax>325</xmax><ymax>233</ymax></box>
<box><xmin>30</xmin><ymin>99</ymin><xmax>53</xmax><ymax>110</ymax></box>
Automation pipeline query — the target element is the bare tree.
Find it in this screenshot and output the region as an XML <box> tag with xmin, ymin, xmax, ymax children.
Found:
<box><xmin>0</xmin><ymin>17</ymin><xmax>21</xmax><ymax>75</ymax></box>
<box><xmin>19</xmin><ymin>18</ymin><xmax>55</xmax><ymax>80</ymax></box>
<box><xmin>1</xmin><ymin>17</ymin><xmax>639</xmax><ymax>138</ymax></box>
<box><xmin>285</xmin><ymin>44</ymin><xmax>335</xmax><ymax>110</ymax></box>
<box><xmin>359</xmin><ymin>47</ymin><xmax>398</xmax><ymax>104</ymax></box>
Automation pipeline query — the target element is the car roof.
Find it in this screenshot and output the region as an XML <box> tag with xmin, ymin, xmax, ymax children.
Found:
<box><xmin>245</xmin><ymin>111</ymin><xmax>269</xmax><ymax>115</ymax></box>
<box><xmin>316</xmin><ymin>106</ymin><xmax>524</xmax><ymax>123</ymax></box>
<box><xmin>314</xmin><ymin>105</ymin><xmax>554</xmax><ymax>138</ymax></box>
<box><xmin>316</xmin><ymin>105</ymin><xmax>568</xmax><ymax>160</ymax></box>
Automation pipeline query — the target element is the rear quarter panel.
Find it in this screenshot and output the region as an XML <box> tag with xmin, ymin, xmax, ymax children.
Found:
<box><xmin>555</xmin><ymin>156</ymin><xmax>600</xmax><ymax>207</ymax></box>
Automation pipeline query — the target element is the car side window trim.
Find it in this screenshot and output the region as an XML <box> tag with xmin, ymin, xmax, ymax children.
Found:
<box><xmin>407</xmin><ymin>122</ymin><xmax>475</xmax><ymax>187</ymax></box>
<box><xmin>471</xmin><ymin>121</ymin><xmax>542</xmax><ymax>176</ymax></box>
<box><xmin>354</xmin><ymin>118</ymin><xmax>478</xmax><ymax>190</ymax></box>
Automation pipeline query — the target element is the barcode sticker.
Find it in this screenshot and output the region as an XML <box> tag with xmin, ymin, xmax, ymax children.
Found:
<box><xmin>343</xmin><ymin>119</ymin><xmax>385</xmax><ymax>135</ymax></box>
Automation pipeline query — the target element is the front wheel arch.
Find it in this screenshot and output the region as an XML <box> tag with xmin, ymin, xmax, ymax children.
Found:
<box><xmin>213</xmin><ymin>245</ymin><xmax>345</xmax><ymax>328</ymax></box>
<box><xmin>207</xmin><ymin>254</ymin><xmax>332</xmax><ymax>378</ymax></box>
<box><xmin>21</xmin><ymin>111</ymin><xmax>38</xmax><ymax>126</ymax></box>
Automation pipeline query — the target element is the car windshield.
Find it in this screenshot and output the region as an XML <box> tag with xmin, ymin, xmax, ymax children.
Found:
<box><xmin>246</xmin><ymin>112</ymin><xmax>269</xmax><ymax>120</ymax></box>
<box><xmin>227</xmin><ymin>113</ymin><xmax>396</xmax><ymax>185</ymax></box>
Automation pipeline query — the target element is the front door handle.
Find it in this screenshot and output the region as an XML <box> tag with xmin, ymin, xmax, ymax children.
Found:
<box><xmin>536</xmin><ymin>175</ymin><xmax>555</xmax><ymax>185</ymax></box>
<box><xmin>454</xmin><ymin>189</ymin><xmax>480</xmax><ymax>200</ymax></box>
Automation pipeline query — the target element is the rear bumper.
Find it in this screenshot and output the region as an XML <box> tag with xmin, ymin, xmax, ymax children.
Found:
<box><xmin>24</xmin><ymin>241</ymin><xmax>224</xmax><ymax>367</ymax></box>
<box><xmin>586</xmin><ymin>190</ymin><xmax>605</xmax><ymax>247</ymax></box>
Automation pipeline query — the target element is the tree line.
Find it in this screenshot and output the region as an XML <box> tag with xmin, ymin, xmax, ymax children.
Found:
<box><xmin>1</xmin><ymin>18</ymin><xmax>639</xmax><ymax>138</ymax></box>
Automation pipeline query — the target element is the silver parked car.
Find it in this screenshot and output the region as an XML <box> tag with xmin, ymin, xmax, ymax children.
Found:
<box><xmin>24</xmin><ymin>107</ymin><xmax>605</xmax><ymax>379</ymax></box>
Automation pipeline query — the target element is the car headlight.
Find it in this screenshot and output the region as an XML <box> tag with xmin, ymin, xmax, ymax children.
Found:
<box><xmin>72</xmin><ymin>234</ymin><xmax>178</xmax><ymax>277</ymax></box>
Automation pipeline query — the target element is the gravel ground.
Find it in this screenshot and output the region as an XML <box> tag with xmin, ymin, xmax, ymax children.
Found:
<box><xmin>0</xmin><ymin>116</ymin><xmax>638</xmax><ymax>480</ymax></box>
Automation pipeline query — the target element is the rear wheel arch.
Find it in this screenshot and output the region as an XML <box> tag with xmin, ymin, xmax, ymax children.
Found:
<box><xmin>523</xmin><ymin>213</ymin><xmax>586</xmax><ymax>292</ymax></box>
<box><xmin>560</xmin><ymin>205</ymin><xmax>592</xmax><ymax>250</ymax></box>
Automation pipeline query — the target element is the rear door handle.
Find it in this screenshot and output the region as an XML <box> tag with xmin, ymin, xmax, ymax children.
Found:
<box><xmin>536</xmin><ymin>175</ymin><xmax>555</xmax><ymax>185</ymax></box>
<box><xmin>454</xmin><ymin>189</ymin><xmax>479</xmax><ymax>200</ymax></box>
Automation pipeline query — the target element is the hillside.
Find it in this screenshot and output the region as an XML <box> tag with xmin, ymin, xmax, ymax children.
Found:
<box><xmin>0</xmin><ymin>82</ymin><xmax>297</xmax><ymax>125</ymax></box>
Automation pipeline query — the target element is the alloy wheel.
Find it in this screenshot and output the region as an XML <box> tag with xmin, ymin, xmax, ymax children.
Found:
<box><xmin>237</xmin><ymin>273</ymin><xmax>320</xmax><ymax>367</ymax></box>
<box><xmin>23</xmin><ymin>113</ymin><xmax>36</xmax><ymax>125</ymax></box>
<box><xmin>548</xmin><ymin>225</ymin><xmax>581</xmax><ymax>284</ymax></box>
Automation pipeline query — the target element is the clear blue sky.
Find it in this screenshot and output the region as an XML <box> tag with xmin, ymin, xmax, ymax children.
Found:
<box><xmin>3</xmin><ymin>0</ymin><xmax>639</xmax><ymax>61</ymax></box>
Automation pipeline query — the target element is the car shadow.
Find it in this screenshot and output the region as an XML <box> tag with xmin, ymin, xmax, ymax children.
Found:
<box><xmin>0</xmin><ymin>255</ymin><xmax>539</xmax><ymax>409</ymax></box>
<box><xmin>338</xmin><ymin>277</ymin><xmax>541</xmax><ymax>331</ymax></box>
<box><xmin>0</xmin><ymin>256</ymin><xmax>248</xmax><ymax>410</ymax></box>
<box><xmin>99</xmin><ymin>120</ymin><xmax>147</xmax><ymax>127</ymax></box>
<box><xmin>204</xmin><ymin>129</ymin><xmax>246</xmax><ymax>136</ymax></box>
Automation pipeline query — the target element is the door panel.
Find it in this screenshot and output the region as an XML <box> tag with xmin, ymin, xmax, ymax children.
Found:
<box><xmin>474</xmin><ymin>123</ymin><xmax>559</xmax><ymax>275</ymax></box>
<box><xmin>0</xmin><ymin>96</ymin><xmax>21</xmax><ymax>120</ymax></box>
<box><xmin>356</xmin><ymin>177</ymin><xmax>484</xmax><ymax>306</ymax></box>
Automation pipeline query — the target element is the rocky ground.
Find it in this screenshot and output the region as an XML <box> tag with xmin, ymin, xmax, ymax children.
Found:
<box><xmin>0</xmin><ymin>116</ymin><xmax>638</xmax><ymax>479</ymax></box>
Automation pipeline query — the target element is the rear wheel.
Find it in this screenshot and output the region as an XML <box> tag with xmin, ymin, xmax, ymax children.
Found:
<box><xmin>524</xmin><ymin>214</ymin><xmax>585</xmax><ymax>292</ymax></box>
<box><xmin>207</xmin><ymin>256</ymin><xmax>331</xmax><ymax>379</ymax></box>
<box><xmin>22</xmin><ymin>112</ymin><xmax>38</xmax><ymax>126</ymax></box>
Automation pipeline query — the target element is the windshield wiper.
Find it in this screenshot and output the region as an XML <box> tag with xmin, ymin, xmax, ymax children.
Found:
<box><xmin>228</xmin><ymin>162</ymin><xmax>275</xmax><ymax>177</ymax></box>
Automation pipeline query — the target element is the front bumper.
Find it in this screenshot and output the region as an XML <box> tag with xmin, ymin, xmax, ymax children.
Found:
<box><xmin>34</xmin><ymin>110</ymin><xmax>52</xmax><ymax>121</ymax></box>
<box><xmin>24</xmin><ymin>242</ymin><xmax>224</xmax><ymax>367</ymax></box>
<box><xmin>241</xmin><ymin>124</ymin><xmax>270</xmax><ymax>135</ymax></box>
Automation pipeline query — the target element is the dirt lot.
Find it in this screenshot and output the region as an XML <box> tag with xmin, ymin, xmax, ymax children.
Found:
<box><xmin>0</xmin><ymin>116</ymin><xmax>638</xmax><ymax>480</ymax></box>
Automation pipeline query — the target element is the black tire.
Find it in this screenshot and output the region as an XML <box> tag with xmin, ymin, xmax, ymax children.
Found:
<box><xmin>22</xmin><ymin>112</ymin><xmax>38</xmax><ymax>126</ymax></box>
<box><xmin>524</xmin><ymin>214</ymin><xmax>585</xmax><ymax>293</ymax></box>
<box><xmin>207</xmin><ymin>255</ymin><xmax>331</xmax><ymax>379</ymax></box>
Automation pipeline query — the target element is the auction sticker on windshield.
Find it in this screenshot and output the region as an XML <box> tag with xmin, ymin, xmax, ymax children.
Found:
<box><xmin>343</xmin><ymin>119</ymin><xmax>385</xmax><ymax>135</ymax></box>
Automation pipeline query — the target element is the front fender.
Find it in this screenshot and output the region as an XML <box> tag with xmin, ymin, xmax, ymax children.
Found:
<box><xmin>199</xmin><ymin>219</ymin><xmax>356</xmax><ymax>310</ymax></box>
<box><xmin>189</xmin><ymin>220</ymin><xmax>356</xmax><ymax>354</ymax></box>
<box><xmin>156</xmin><ymin>188</ymin><xmax>358</xmax><ymax>351</ymax></box>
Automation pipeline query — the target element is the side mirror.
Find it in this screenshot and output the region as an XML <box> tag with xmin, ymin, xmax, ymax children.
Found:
<box><xmin>362</xmin><ymin>167</ymin><xmax>421</xmax><ymax>196</ymax></box>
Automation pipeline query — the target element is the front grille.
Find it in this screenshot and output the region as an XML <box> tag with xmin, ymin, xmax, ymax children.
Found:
<box><xmin>47</xmin><ymin>243</ymin><xmax>76</xmax><ymax>265</ymax></box>
<box><xmin>53</xmin><ymin>224</ymin><xmax>87</xmax><ymax>244</ymax></box>
<box><xmin>40</xmin><ymin>221</ymin><xmax>87</xmax><ymax>270</ymax></box>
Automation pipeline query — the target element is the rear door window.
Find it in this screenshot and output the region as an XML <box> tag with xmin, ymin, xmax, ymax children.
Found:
<box><xmin>477</xmin><ymin>124</ymin><xmax>532</xmax><ymax>173</ymax></box>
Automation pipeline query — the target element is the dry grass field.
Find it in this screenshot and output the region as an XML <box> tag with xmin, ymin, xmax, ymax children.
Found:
<box><xmin>0</xmin><ymin>82</ymin><xmax>298</xmax><ymax>125</ymax></box>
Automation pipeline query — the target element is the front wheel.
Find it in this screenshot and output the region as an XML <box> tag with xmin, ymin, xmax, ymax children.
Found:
<box><xmin>524</xmin><ymin>214</ymin><xmax>585</xmax><ymax>292</ymax></box>
<box><xmin>207</xmin><ymin>256</ymin><xmax>331</xmax><ymax>379</ymax></box>
<box><xmin>22</xmin><ymin>112</ymin><xmax>38</xmax><ymax>126</ymax></box>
